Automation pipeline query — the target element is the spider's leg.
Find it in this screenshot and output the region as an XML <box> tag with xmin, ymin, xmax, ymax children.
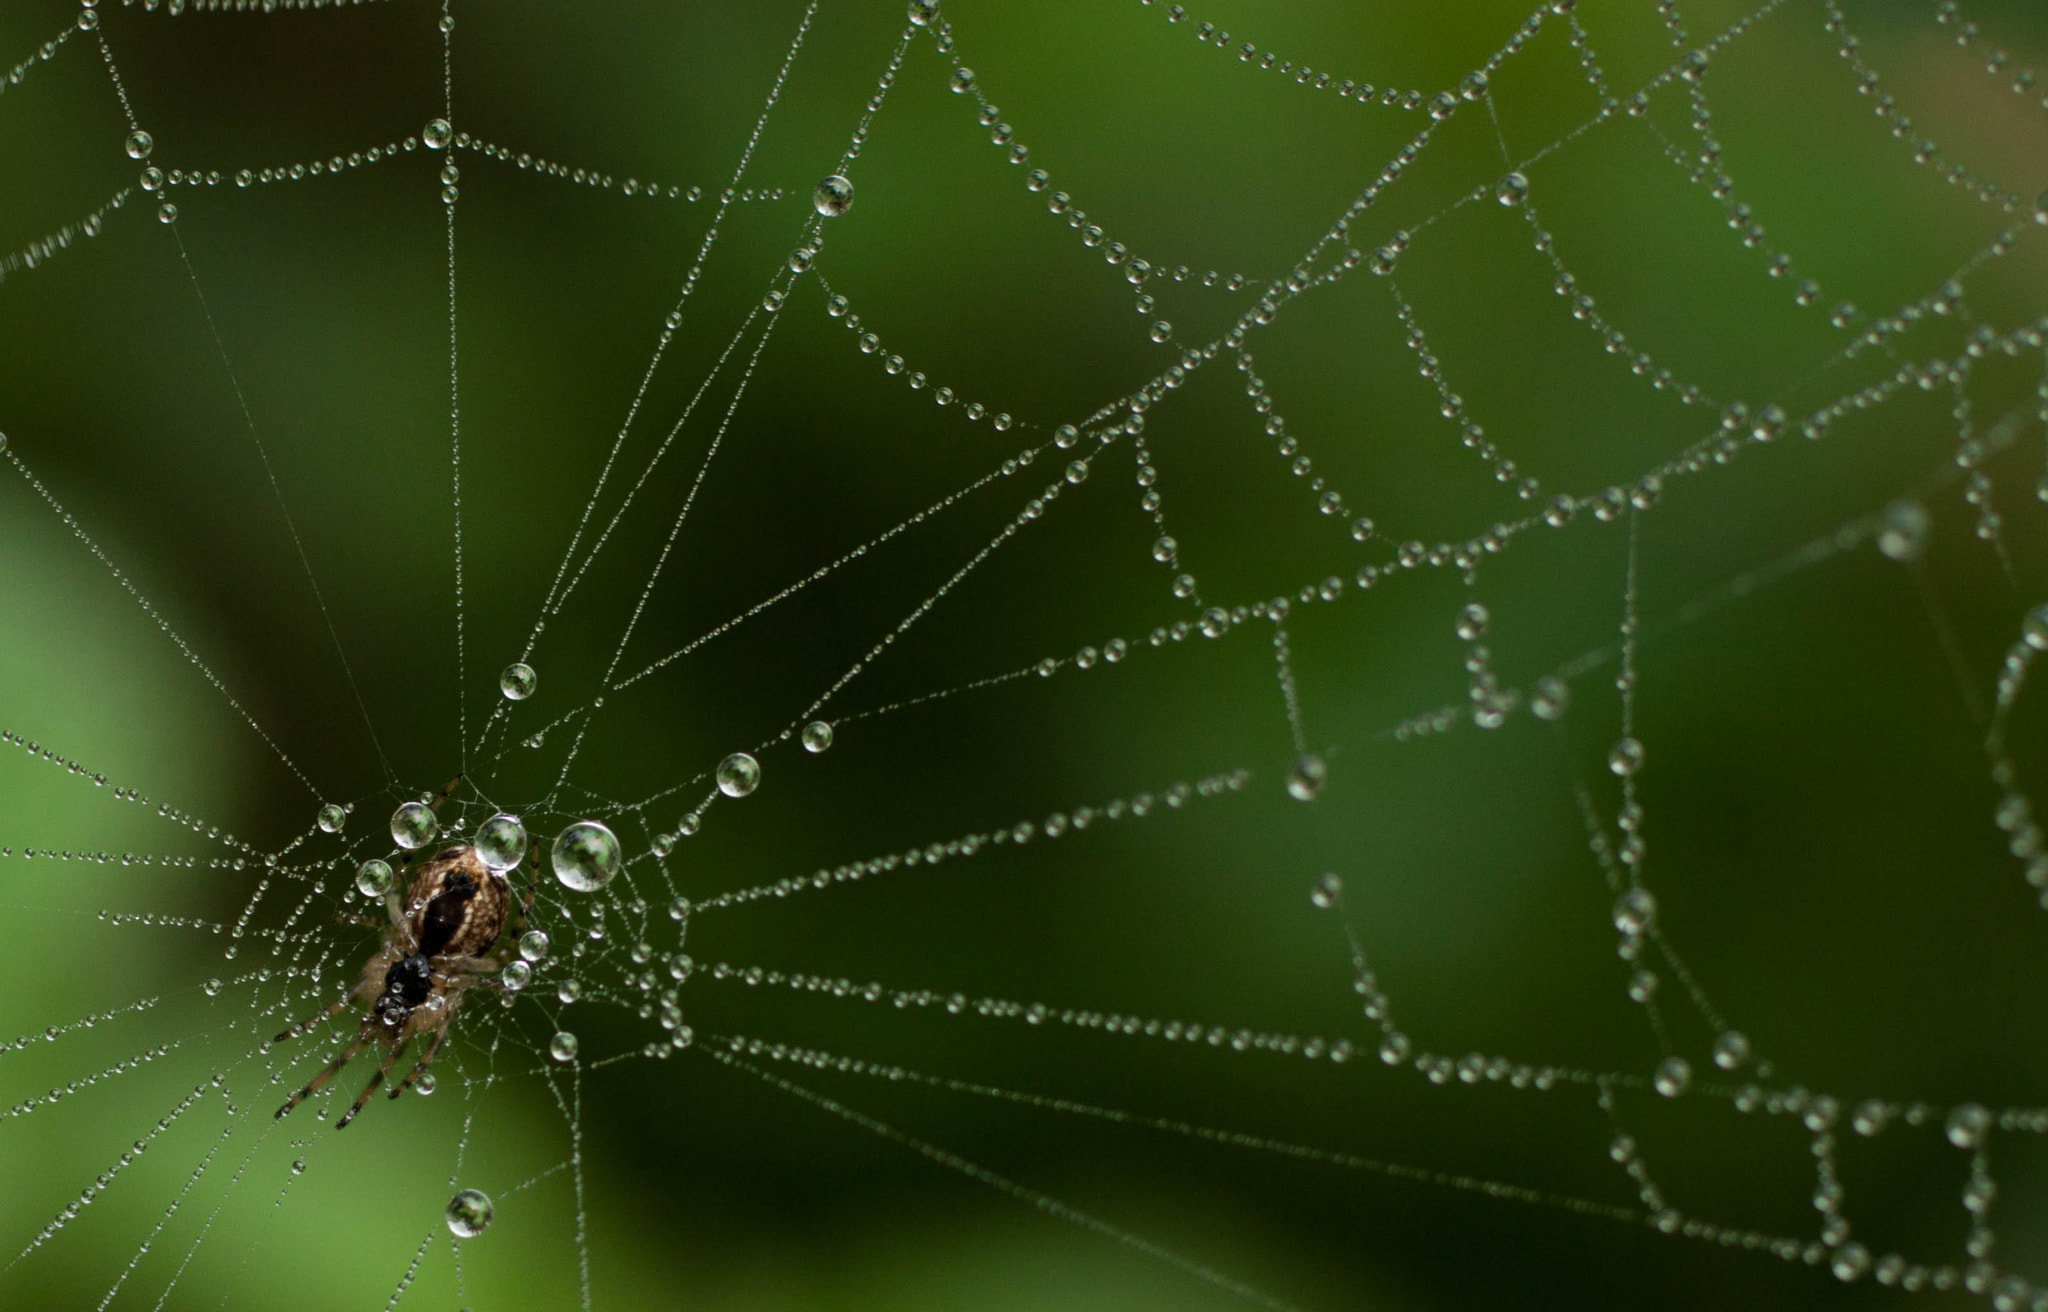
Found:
<box><xmin>387</xmin><ymin>1019</ymin><xmax>451</xmax><ymax>1100</ymax></box>
<box><xmin>272</xmin><ymin>979</ymin><xmax>371</xmax><ymax>1044</ymax></box>
<box><xmin>275</xmin><ymin>1023</ymin><xmax>372</xmax><ymax>1119</ymax></box>
<box><xmin>426</xmin><ymin>774</ymin><xmax>466</xmax><ymax>818</ymax></box>
<box><xmin>335</xmin><ymin>1040</ymin><xmax>405</xmax><ymax>1129</ymax></box>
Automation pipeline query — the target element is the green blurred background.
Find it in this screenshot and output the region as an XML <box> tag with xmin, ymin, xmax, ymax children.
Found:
<box><xmin>2</xmin><ymin>0</ymin><xmax>2047</xmax><ymax>1308</ymax></box>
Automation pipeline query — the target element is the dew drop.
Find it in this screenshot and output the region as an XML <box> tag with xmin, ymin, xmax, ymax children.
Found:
<box><xmin>551</xmin><ymin>821</ymin><xmax>619</xmax><ymax>892</ymax></box>
<box><xmin>445</xmin><ymin>1188</ymin><xmax>493</xmax><ymax>1238</ymax></box>
<box><xmin>1831</xmin><ymin>1242</ymin><xmax>1871</xmax><ymax>1283</ymax></box>
<box><xmin>202</xmin><ymin>978</ymin><xmax>221</xmax><ymax>997</ymax></box>
<box><xmin>950</xmin><ymin>67</ymin><xmax>976</xmax><ymax>93</ymax></box>
<box><xmin>1613</xmin><ymin>888</ymin><xmax>1657</xmax><ymax>935</ymax></box>
<box><xmin>499</xmin><ymin>662</ymin><xmax>537</xmax><ymax>700</ymax></box>
<box><xmin>2025</xmin><ymin>604</ymin><xmax>2048</xmax><ymax>652</ymax></box>
<box><xmin>801</xmin><ymin>721</ymin><xmax>834</xmax><ymax>753</ymax></box>
<box><xmin>1530</xmin><ymin>676</ymin><xmax>1571</xmax><ymax>721</ymax></box>
<box><xmin>557</xmin><ymin>979</ymin><xmax>582</xmax><ymax>1004</ymax></box>
<box><xmin>519</xmin><ymin>930</ymin><xmax>550</xmax><ymax>962</ymax></box>
<box><xmin>499</xmin><ymin>960</ymin><xmax>531</xmax><ymax>991</ymax></box>
<box><xmin>1286</xmin><ymin>754</ymin><xmax>1327</xmax><ymax>801</ymax></box>
<box><xmin>907</xmin><ymin>0</ymin><xmax>940</xmax><ymax>25</ymax></box>
<box><xmin>316</xmin><ymin>804</ymin><xmax>345</xmax><ymax>834</ymax></box>
<box><xmin>355</xmin><ymin>858</ymin><xmax>394</xmax><ymax>898</ymax></box>
<box><xmin>1455</xmin><ymin>603</ymin><xmax>1489</xmax><ymax>641</ymax></box>
<box><xmin>548</xmin><ymin>1031</ymin><xmax>579</xmax><ymax>1063</ymax></box>
<box><xmin>125</xmin><ymin>130</ymin><xmax>154</xmax><ymax>161</ymax></box>
<box><xmin>813</xmin><ymin>174</ymin><xmax>854</xmax><ymax>218</ymax></box>
<box><xmin>390</xmin><ymin>803</ymin><xmax>438</xmax><ymax>851</ymax></box>
<box><xmin>717</xmin><ymin>752</ymin><xmax>761</xmax><ymax>798</ymax></box>
<box><xmin>1711</xmin><ymin>1030</ymin><xmax>1751</xmax><ymax>1069</ymax></box>
<box><xmin>1608</xmin><ymin>737</ymin><xmax>1644</xmax><ymax>778</ymax></box>
<box><xmin>1310</xmin><ymin>873</ymin><xmax>1342</xmax><ymax>909</ymax></box>
<box><xmin>289</xmin><ymin>1158</ymin><xmax>306</xmax><ymax>1176</ymax></box>
<box><xmin>423</xmin><ymin>119</ymin><xmax>453</xmax><ymax>150</ymax></box>
<box><xmin>1494</xmin><ymin>171</ymin><xmax>1529</xmax><ymax>205</ymax></box>
<box><xmin>1947</xmin><ymin>1102</ymin><xmax>1990</xmax><ymax>1149</ymax></box>
<box><xmin>474</xmin><ymin>814</ymin><xmax>527</xmax><ymax>872</ymax></box>
<box><xmin>1653</xmin><ymin>1055</ymin><xmax>1692</xmax><ymax>1097</ymax></box>
<box><xmin>1876</xmin><ymin>500</ymin><xmax>1929</xmax><ymax>563</ymax></box>
<box><xmin>157</xmin><ymin>202</ymin><xmax>177</xmax><ymax>224</ymax></box>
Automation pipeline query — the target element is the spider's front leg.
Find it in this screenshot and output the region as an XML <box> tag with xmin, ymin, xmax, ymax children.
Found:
<box><xmin>335</xmin><ymin>1039</ymin><xmax>407</xmax><ymax>1129</ymax></box>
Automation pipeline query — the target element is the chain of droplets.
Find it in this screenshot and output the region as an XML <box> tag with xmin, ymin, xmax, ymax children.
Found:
<box><xmin>1940</xmin><ymin>1</ymin><xmax>2048</xmax><ymax>111</ymax></box>
<box><xmin>6</xmin><ymin>1042</ymin><xmax>178</xmax><ymax>1121</ymax></box>
<box><xmin>931</xmin><ymin>17</ymin><xmax>1252</xmax><ymax>295</ymax></box>
<box><xmin>453</xmin><ymin>131</ymin><xmax>767</xmax><ymax>204</ymax></box>
<box><xmin>689</xmin><ymin>768</ymin><xmax>1248</xmax><ymax>913</ymax></box>
<box><xmin>11</xmin><ymin>1082</ymin><xmax>207</xmax><ymax>1262</ymax></box>
<box><xmin>0</xmin><ymin>187</ymin><xmax>129</xmax><ymax>285</ymax></box>
<box><xmin>1387</xmin><ymin>283</ymin><xmax>1541</xmax><ymax>499</ymax></box>
<box><xmin>0</xmin><ymin>726</ymin><xmax>270</xmax><ymax>861</ymax></box>
<box><xmin>1234</xmin><ymin>351</ymin><xmax>1375</xmax><ymax>537</ymax></box>
<box><xmin>0</xmin><ymin>445</ymin><xmax>320</xmax><ymax>796</ymax></box>
<box><xmin>1140</xmin><ymin>0</ymin><xmax>1430</xmax><ymax>110</ymax></box>
<box><xmin>809</xmin><ymin>272</ymin><xmax>1019</xmax><ymax>431</ymax></box>
<box><xmin>1825</xmin><ymin>3</ymin><xmax>2039</xmax><ymax>219</ymax></box>
<box><xmin>1</xmin><ymin>997</ymin><xmax>161</xmax><ymax>1058</ymax></box>
<box><xmin>158</xmin><ymin>138</ymin><xmax>413</xmax><ymax>192</ymax></box>
<box><xmin>119</xmin><ymin>0</ymin><xmax>396</xmax><ymax>13</ymax></box>
<box><xmin>1988</xmin><ymin>606</ymin><xmax>2048</xmax><ymax>907</ymax></box>
<box><xmin>0</xmin><ymin>17</ymin><xmax>77</xmax><ymax>97</ymax></box>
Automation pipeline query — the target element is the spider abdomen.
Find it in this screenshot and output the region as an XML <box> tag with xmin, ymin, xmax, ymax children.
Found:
<box><xmin>406</xmin><ymin>846</ymin><xmax>510</xmax><ymax>959</ymax></box>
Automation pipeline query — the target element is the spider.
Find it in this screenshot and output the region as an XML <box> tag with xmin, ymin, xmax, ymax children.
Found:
<box><xmin>274</xmin><ymin>784</ymin><xmax>536</xmax><ymax>1129</ymax></box>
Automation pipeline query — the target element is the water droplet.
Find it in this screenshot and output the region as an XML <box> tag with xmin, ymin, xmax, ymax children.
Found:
<box><xmin>316</xmin><ymin>804</ymin><xmax>345</xmax><ymax>834</ymax></box>
<box><xmin>423</xmin><ymin>119</ymin><xmax>453</xmax><ymax>150</ymax></box>
<box><xmin>356</xmin><ymin>858</ymin><xmax>395</xmax><ymax>898</ymax></box>
<box><xmin>1310</xmin><ymin>873</ymin><xmax>1342</xmax><ymax>909</ymax></box>
<box><xmin>518</xmin><ymin>930</ymin><xmax>549</xmax><ymax>962</ymax></box>
<box><xmin>1653</xmin><ymin>1055</ymin><xmax>1691</xmax><ymax>1096</ymax></box>
<box><xmin>415</xmin><ymin>1070</ymin><xmax>436</xmax><ymax>1096</ymax></box>
<box><xmin>1711</xmin><ymin>1030</ymin><xmax>1751</xmax><ymax>1069</ymax></box>
<box><xmin>787</xmin><ymin>246</ymin><xmax>815</xmax><ymax>273</ymax></box>
<box><xmin>390</xmin><ymin>802</ymin><xmax>438</xmax><ymax>851</ymax></box>
<box><xmin>551</xmin><ymin>822</ymin><xmax>620</xmax><ymax>892</ymax></box>
<box><xmin>801</xmin><ymin>721</ymin><xmax>834</xmax><ymax>753</ymax></box>
<box><xmin>1831</xmin><ymin>1242</ymin><xmax>1870</xmax><ymax>1283</ymax></box>
<box><xmin>289</xmin><ymin>1158</ymin><xmax>306</xmax><ymax>1176</ymax></box>
<box><xmin>157</xmin><ymin>202</ymin><xmax>177</xmax><ymax>224</ymax></box>
<box><xmin>1494</xmin><ymin>171</ymin><xmax>1529</xmax><ymax>205</ymax></box>
<box><xmin>500</xmin><ymin>960</ymin><xmax>531</xmax><ymax>991</ymax></box>
<box><xmin>548</xmin><ymin>1031</ymin><xmax>579</xmax><ymax>1063</ymax></box>
<box><xmin>2021</xmin><ymin>603</ymin><xmax>2048</xmax><ymax>652</ymax></box>
<box><xmin>1946</xmin><ymin>1102</ymin><xmax>1990</xmax><ymax>1149</ymax></box>
<box><xmin>445</xmin><ymin>1187</ymin><xmax>493</xmax><ymax>1238</ymax></box>
<box><xmin>1455</xmin><ymin>603</ymin><xmax>1489</xmax><ymax>641</ymax></box>
<box><xmin>1877</xmin><ymin>500</ymin><xmax>1929</xmax><ymax>563</ymax></box>
<box><xmin>499</xmin><ymin>662</ymin><xmax>537</xmax><ymax>700</ymax></box>
<box><xmin>1200</xmin><ymin>607</ymin><xmax>1229</xmax><ymax>638</ymax></box>
<box><xmin>1612</xmin><ymin>888</ymin><xmax>1657</xmax><ymax>935</ymax></box>
<box><xmin>1608</xmin><ymin>737</ymin><xmax>1644</xmax><ymax>777</ymax></box>
<box><xmin>1286</xmin><ymin>754</ymin><xmax>1327</xmax><ymax>801</ymax></box>
<box><xmin>813</xmin><ymin>174</ymin><xmax>854</xmax><ymax>217</ymax></box>
<box><xmin>950</xmin><ymin>67</ymin><xmax>976</xmax><ymax>93</ymax></box>
<box><xmin>1531</xmin><ymin>676</ymin><xmax>1570</xmax><ymax>720</ymax></box>
<box><xmin>558</xmin><ymin>979</ymin><xmax>582</xmax><ymax>1004</ymax></box>
<box><xmin>203</xmin><ymin>978</ymin><xmax>221</xmax><ymax>997</ymax></box>
<box><xmin>1851</xmin><ymin>1099</ymin><xmax>1890</xmax><ymax>1136</ymax></box>
<box><xmin>474</xmin><ymin>814</ymin><xmax>526</xmax><ymax>872</ymax></box>
<box><xmin>717</xmin><ymin>752</ymin><xmax>761</xmax><ymax>798</ymax></box>
<box><xmin>1149</xmin><ymin>320</ymin><xmax>1172</xmax><ymax>343</ymax></box>
<box><xmin>125</xmin><ymin>130</ymin><xmax>153</xmax><ymax>161</ymax></box>
<box><xmin>1379</xmin><ymin>1032</ymin><xmax>1411</xmax><ymax>1065</ymax></box>
<box><xmin>670</xmin><ymin>896</ymin><xmax>693</xmax><ymax>920</ymax></box>
<box><xmin>907</xmin><ymin>0</ymin><xmax>940</xmax><ymax>25</ymax></box>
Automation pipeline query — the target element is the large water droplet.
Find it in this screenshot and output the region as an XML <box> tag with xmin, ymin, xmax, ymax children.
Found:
<box><xmin>717</xmin><ymin>753</ymin><xmax>761</xmax><ymax>798</ymax></box>
<box><xmin>1494</xmin><ymin>171</ymin><xmax>1529</xmax><ymax>206</ymax></box>
<box><xmin>499</xmin><ymin>662</ymin><xmax>537</xmax><ymax>700</ymax></box>
<box><xmin>813</xmin><ymin>174</ymin><xmax>854</xmax><ymax>218</ymax></box>
<box><xmin>1612</xmin><ymin>888</ymin><xmax>1657</xmax><ymax>935</ymax></box>
<box><xmin>518</xmin><ymin>930</ymin><xmax>550</xmax><ymax>962</ymax></box>
<box><xmin>316</xmin><ymin>803</ymin><xmax>345</xmax><ymax>834</ymax></box>
<box><xmin>1653</xmin><ymin>1055</ymin><xmax>1691</xmax><ymax>1097</ymax></box>
<box><xmin>551</xmin><ymin>822</ymin><xmax>619</xmax><ymax>892</ymax></box>
<box><xmin>1946</xmin><ymin>1102</ymin><xmax>1990</xmax><ymax>1149</ymax></box>
<box><xmin>907</xmin><ymin>0</ymin><xmax>940</xmax><ymax>25</ymax></box>
<box><xmin>445</xmin><ymin>1188</ymin><xmax>493</xmax><ymax>1238</ymax></box>
<box><xmin>423</xmin><ymin>119</ymin><xmax>453</xmax><ymax>150</ymax></box>
<box><xmin>125</xmin><ymin>130</ymin><xmax>154</xmax><ymax>161</ymax></box>
<box><xmin>474</xmin><ymin>814</ymin><xmax>526</xmax><ymax>872</ymax></box>
<box><xmin>1286</xmin><ymin>754</ymin><xmax>1327</xmax><ymax>801</ymax></box>
<box><xmin>355</xmin><ymin>859</ymin><xmax>395</xmax><ymax>898</ymax></box>
<box><xmin>549</xmin><ymin>1031</ymin><xmax>579</xmax><ymax>1062</ymax></box>
<box><xmin>1877</xmin><ymin>500</ymin><xmax>1929</xmax><ymax>563</ymax></box>
<box><xmin>499</xmin><ymin>960</ymin><xmax>531</xmax><ymax>991</ymax></box>
<box><xmin>390</xmin><ymin>802</ymin><xmax>438</xmax><ymax>851</ymax></box>
<box><xmin>801</xmin><ymin>721</ymin><xmax>834</xmax><ymax>753</ymax></box>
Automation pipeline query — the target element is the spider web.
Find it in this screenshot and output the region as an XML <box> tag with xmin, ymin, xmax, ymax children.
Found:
<box><xmin>1</xmin><ymin>0</ymin><xmax>2047</xmax><ymax>1307</ymax></box>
